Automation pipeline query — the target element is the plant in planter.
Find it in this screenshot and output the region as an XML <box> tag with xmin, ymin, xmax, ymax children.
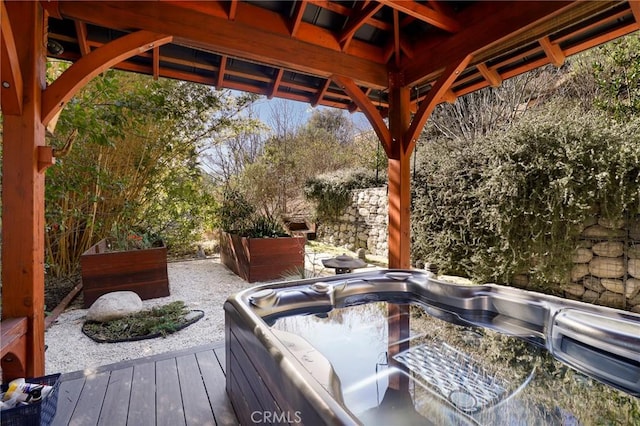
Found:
<box><xmin>80</xmin><ymin>226</ymin><xmax>170</xmax><ymax>308</ymax></box>
<box><xmin>217</xmin><ymin>189</ymin><xmax>305</xmax><ymax>282</ymax></box>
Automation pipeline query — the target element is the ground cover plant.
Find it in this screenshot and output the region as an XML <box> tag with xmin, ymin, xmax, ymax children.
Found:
<box><xmin>82</xmin><ymin>301</ymin><xmax>202</xmax><ymax>342</ymax></box>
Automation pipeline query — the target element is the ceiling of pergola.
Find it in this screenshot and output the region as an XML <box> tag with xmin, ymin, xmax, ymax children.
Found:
<box><xmin>44</xmin><ymin>1</ymin><xmax>639</xmax><ymax>115</ymax></box>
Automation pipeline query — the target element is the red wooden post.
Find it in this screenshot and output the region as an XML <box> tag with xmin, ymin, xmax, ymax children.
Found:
<box><xmin>386</xmin><ymin>72</ymin><xmax>412</xmax><ymax>391</ymax></box>
<box><xmin>1</xmin><ymin>0</ymin><xmax>47</xmax><ymax>377</ymax></box>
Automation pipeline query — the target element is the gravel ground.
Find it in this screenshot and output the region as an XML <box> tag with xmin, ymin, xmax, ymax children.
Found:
<box><xmin>45</xmin><ymin>249</ymin><xmax>383</xmax><ymax>375</ymax></box>
<box><xmin>44</xmin><ymin>257</ymin><xmax>258</xmax><ymax>374</ymax></box>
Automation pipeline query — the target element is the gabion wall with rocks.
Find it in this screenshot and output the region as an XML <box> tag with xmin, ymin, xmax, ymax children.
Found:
<box><xmin>316</xmin><ymin>187</ymin><xmax>388</xmax><ymax>257</ymax></box>
<box><xmin>558</xmin><ymin>217</ymin><xmax>640</xmax><ymax>313</ymax></box>
<box><xmin>317</xmin><ymin>188</ymin><xmax>640</xmax><ymax>312</ymax></box>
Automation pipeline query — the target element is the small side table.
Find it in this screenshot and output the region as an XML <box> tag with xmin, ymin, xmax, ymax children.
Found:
<box><xmin>322</xmin><ymin>253</ymin><xmax>367</xmax><ymax>274</ymax></box>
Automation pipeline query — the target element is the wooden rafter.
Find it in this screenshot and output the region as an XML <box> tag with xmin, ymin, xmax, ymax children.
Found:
<box><xmin>393</xmin><ymin>10</ymin><xmax>401</xmax><ymax>67</ymax></box>
<box><xmin>405</xmin><ymin>55</ymin><xmax>471</xmax><ymax>154</ymax></box>
<box><xmin>57</xmin><ymin>1</ymin><xmax>388</xmax><ymax>88</ymax></box>
<box><xmin>42</xmin><ymin>30</ymin><xmax>172</xmax><ymax>125</ymax></box>
<box><xmin>290</xmin><ymin>0</ymin><xmax>307</xmax><ymax>37</ymax></box>
<box><xmin>378</xmin><ymin>0</ymin><xmax>460</xmax><ymax>33</ymax></box>
<box><xmin>217</xmin><ymin>55</ymin><xmax>227</xmax><ymax>88</ymax></box>
<box><xmin>539</xmin><ymin>36</ymin><xmax>565</xmax><ymax>66</ymax></box>
<box><xmin>331</xmin><ymin>74</ymin><xmax>391</xmax><ymax>156</ymax></box>
<box><xmin>228</xmin><ymin>0</ymin><xmax>237</xmax><ymax>20</ymax></box>
<box><xmin>74</xmin><ymin>21</ymin><xmax>91</xmax><ymax>56</ymax></box>
<box><xmin>1</xmin><ymin>0</ymin><xmax>23</xmax><ymax>115</ymax></box>
<box><xmin>308</xmin><ymin>0</ymin><xmax>392</xmax><ymax>32</ymax></box>
<box><xmin>152</xmin><ymin>46</ymin><xmax>160</xmax><ymax>80</ymax></box>
<box><xmin>404</xmin><ymin>1</ymin><xmax>577</xmax><ymax>85</ymax></box>
<box><xmin>630</xmin><ymin>0</ymin><xmax>640</xmax><ymax>23</ymax></box>
<box><xmin>476</xmin><ymin>62</ymin><xmax>502</xmax><ymax>87</ymax></box>
<box><xmin>440</xmin><ymin>89</ymin><xmax>457</xmax><ymax>104</ymax></box>
<box><xmin>339</xmin><ymin>2</ymin><xmax>383</xmax><ymax>50</ymax></box>
<box><xmin>268</xmin><ymin>68</ymin><xmax>284</xmax><ymax>99</ymax></box>
<box><xmin>312</xmin><ymin>78</ymin><xmax>331</xmax><ymax>107</ymax></box>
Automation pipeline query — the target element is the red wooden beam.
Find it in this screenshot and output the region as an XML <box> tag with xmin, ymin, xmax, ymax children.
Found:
<box><xmin>378</xmin><ymin>0</ymin><xmax>460</xmax><ymax>33</ymax></box>
<box><xmin>405</xmin><ymin>55</ymin><xmax>471</xmax><ymax>155</ymax></box>
<box><xmin>153</xmin><ymin>46</ymin><xmax>160</xmax><ymax>80</ymax></box>
<box><xmin>217</xmin><ymin>55</ymin><xmax>227</xmax><ymax>88</ymax></box>
<box><xmin>42</xmin><ymin>30</ymin><xmax>173</xmax><ymax>125</ymax></box>
<box><xmin>387</xmin><ymin>76</ymin><xmax>411</xmax><ymax>269</ymax></box>
<box><xmin>2</xmin><ymin>0</ymin><xmax>47</xmax><ymax>377</ymax></box>
<box><xmin>331</xmin><ymin>74</ymin><xmax>392</xmax><ymax>156</ymax></box>
<box><xmin>268</xmin><ymin>68</ymin><xmax>284</xmax><ymax>99</ymax></box>
<box><xmin>1</xmin><ymin>0</ymin><xmax>24</xmax><ymax>115</ymax></box>
<box><xmin>312</xmin><ymin>78</ymin><xmax>331</xmax><ymax>107</ymax></box>
<box><xmin>74</xmin><ymin>21</ymin><xmax>91</xmax><ymax>56</ymax></box>
<box><xmin>290</xmin><ymin>0</ymin><xmax>307</xmax><ymax>37</ymax></box>
<box><xmin>404</xmin><ymin>1</ymin><xmax>574</xmax><ymax>85</ymax></box>
<box><xmin>57</xmin><ymin>1</ymin><xmax>389</xmax><ymax>88</ymax></box>
<box><xmin>539</xmin><ymin>36</ymin><xmax>565</xmax><ymax>67</ymax></box>
<box><xmin>339</xmin><ymin>2</ymin><xmax>383</xmax><ymax>50</ymax></box>
<box><xmin>476</xmin><ymin>62</ymin><xmax>502</xmax><ymax>87</ymax></box>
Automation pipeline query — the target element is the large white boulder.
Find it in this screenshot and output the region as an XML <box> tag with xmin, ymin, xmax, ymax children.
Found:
<box><xmin>86</xmin><ymin>291</ymin><xmax>143</xmax><ymax>322</ymax></box>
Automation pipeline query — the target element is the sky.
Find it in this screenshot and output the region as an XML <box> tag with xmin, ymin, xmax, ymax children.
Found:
<box><xmin>239</xmin><ymin>92</ymin><xmax>373</xmax><ymax>132</ymax></box>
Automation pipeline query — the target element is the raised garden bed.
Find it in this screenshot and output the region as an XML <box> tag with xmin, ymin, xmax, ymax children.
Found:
<box><xmin>80</xmin><ymin>239</ymin><xmax>170</xmax><ymax>308</ymax></box>
<box><xmin>220</xmin><ymin>231</ymin><xmax>305</xmax><ymax>282</ymax></box>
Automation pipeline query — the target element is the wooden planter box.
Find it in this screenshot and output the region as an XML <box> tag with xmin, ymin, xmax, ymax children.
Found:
<box><xmin>80</xmin><ymin>239</ymin><xmax>170</xmax><ymax>308</ymax></box>
<box><xmin>219</xmin><ymin>232</ymin><xmax>305</xmax><ymax>282</ymax></box>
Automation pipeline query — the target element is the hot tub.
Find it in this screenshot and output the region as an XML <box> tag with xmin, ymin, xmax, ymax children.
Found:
<box><xmin>224</xmin><ymin>270</ymin><xmax>640</xmax><ymax>425</ymax></box>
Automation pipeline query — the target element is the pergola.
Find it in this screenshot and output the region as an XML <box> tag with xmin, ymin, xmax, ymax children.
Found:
<box><xmin>1</xmin><ymin>0</ymin><xmax>639</xmax><ymax>379</ymax></box>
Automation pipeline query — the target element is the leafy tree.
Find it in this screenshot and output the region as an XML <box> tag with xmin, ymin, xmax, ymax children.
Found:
<box><xmin>45</xmin><ymin>70</ymin><xmax>259</xmax><ymax>275</ymax></box>
<box><xmin>590</xmin><ymin>33</ymin><xmax>640</xmax><ymax>120</ymax></box>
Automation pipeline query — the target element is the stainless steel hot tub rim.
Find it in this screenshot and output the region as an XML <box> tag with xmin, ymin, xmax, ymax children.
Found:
<box><xmin>224</xmin><ymin>269</ymin><xmax>640</xmax><ymax>425</ymax></box>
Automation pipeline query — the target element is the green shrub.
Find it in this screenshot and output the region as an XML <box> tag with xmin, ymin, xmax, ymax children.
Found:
<box><xmin>412</xmin><ymin>104</ymin><xmax>640</xmax><ymax>291</ymax></box>
<box><xmin>304</xmin><ymin>168</ymin><xmax>383</xmax><ymax>220</ymax></box>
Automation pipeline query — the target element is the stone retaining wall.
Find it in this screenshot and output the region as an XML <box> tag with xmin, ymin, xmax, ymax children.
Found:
<box><xmin>316</xmin><ymin>187</ymin><xmax>388</xmax><ymax>257</ymax></box>
<box><xmin>317</xmin><ymin>188</ymin><xmax>640</xmax><ymax>312</ymax></box>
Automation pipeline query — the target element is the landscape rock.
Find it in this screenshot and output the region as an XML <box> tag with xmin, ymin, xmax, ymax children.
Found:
<box><xmin>628</xmin><ymin>258</ymin><xmax>640</xmax><ymax>279</ymax></box>
<box><xmin>581</xmin><ymin>225</ymin><xmax>626</xmax><ymax>239</ymax></box>
<box><xmin>86</xmin><ymin>291</ymin><xmax>144</xmax><ymax>322</ymax></box>
<box><xmin>563</xmin><ymin>283</ymin><xmax>585</xmax><ymax>298</ymax></box>
<box><xmin>582</xmin><ymin>276</ymin><xmax>604</xmax><ymax>293</ymax></box>
<box><xmin>570</xmin><ymin>264</ymin><xmax>589</xmax><ymax>282</ymax></box>
<box><xmin>592</xmin><ymin>241</ymin><xmax>624</xmax><ymax>258</ymax></box>
<box><xmin>600</xmin><ymin>279</ymin><xmax>624</xmax><ymax>295</ymax></box>
<box><xmin>597</xmin><ymin>291</ymin><xmax>624</xmax><ymax>309</ymax></box>
<box><xmin>582</xmin><ymin>290</ymin><xmax>600</xmax><ymax>303</ymax></box>
<box><xmin>588</xmin><ymin>256</ymin><xmax>624</xmax><ymax>279</ymax></box>
<box><xmin>628</xmin><ymin>245</ymin><xmax>640</xmax><ymax>259</ymax></box>
<box><xmin>627</xmin><ymin>278</ymin><xmax>640</xmax><ymax>299</ymax></box>
<box><xmin>597</xmin><ymin>217</ymin><xmax>626</xmax><ymax>230</ymax></box>
<box><xmin>572</xmin><ymin>248</ymin><xmax>592</xmax><ymax>264</ymax></box>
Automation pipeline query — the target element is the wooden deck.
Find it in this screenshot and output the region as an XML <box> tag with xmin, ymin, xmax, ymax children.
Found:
<box><xmin>51</xmin><ymin>343</ymin><xmax>238</xmax><ymax>426</ymax></box>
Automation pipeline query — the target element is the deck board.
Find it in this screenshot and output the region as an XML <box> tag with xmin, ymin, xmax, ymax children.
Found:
<box><xmin>156</xmin><ymin>358</ymin><xmax>186</xmax><ymax>426</ymax></box>
<box><xmin>128</xmin><ymin>362</ymin><xmax>156</xmax><ymax>426</ymax></box>
<box><xmin>49</xmin><ymin>343</ymin><xmax>238</xmax><ymax>426</ymax></box>
<box><xmin>97</xmin><ymin>367</ymin><xmax>132</xmax><ymax>426</ymax></box>
<box><xmin>177</xmin><ymin>354</ymin><xmax>216</xmax><ymax>426</ymax></box>
<box><xmin>196</xmin><ymin>350</ymin><xmax>237</xmax><ymax>425</ymax></box>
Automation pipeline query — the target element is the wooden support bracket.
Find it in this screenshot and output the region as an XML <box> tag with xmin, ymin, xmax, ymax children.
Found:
<box><xmin>42</xmin><ymin>30</ymin><xmax>173</xmax><ymax>125</ymax></box>
<box><xmin>331</xmin><ymin>74</ymin><xmax>392</xmax><ymax>156</ymax></box>
<box><xmin>37</xmin><ymin>146</ymin><xmax>55</xmax><ymax>172</ymax></box>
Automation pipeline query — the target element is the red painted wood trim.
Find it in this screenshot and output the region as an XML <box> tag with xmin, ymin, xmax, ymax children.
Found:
<box><xmin>41</xmin><ymin>30</ymin><xmax>173</xmax><ymax>125</ymax></box>
<box><xmin>1</xmin><ymin>0</ymin><xmax>47</xmax><ymax>378</ymax></box>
